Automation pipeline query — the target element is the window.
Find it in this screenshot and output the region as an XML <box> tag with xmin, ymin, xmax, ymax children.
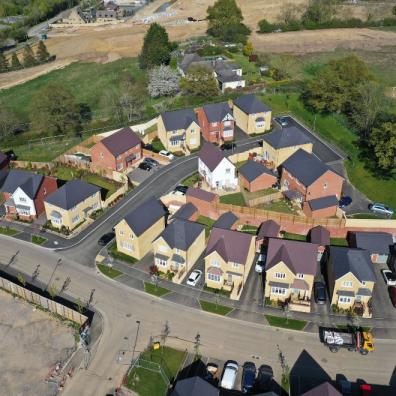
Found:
<box><xmin>190</xmin><ymin>129</ymin><xmax>195</xmax><ymax>134</ymax></box>
<box><xmin>159</xmin><ymin>245</ymin><xmax>167</xmax><ymax>253</ymax></box>
<box><xmin>223</xmin><ymin>129</ymin><xmax>233</xmax><ymax>137</ymax></box>
<box><xmin>190</xmin><ymin>138</ymin><xmax>197</xmax><ymax>145</ymax></box>
<box><xmin>275</xmin><ymin>272</ymin><xmax>286</xmax><ymax>279</ymax></box>
<box><xmin>297</xmin><ymin>273</ymin><xmax>304</xmax><ymax>279</ymax></box>
<box><xmin>100</xmin><ymin>152</ymin><xmax>104</xmax><ymax>159</ymax></box>
<box><xmin>271</xmin><ymin>287</ymin><xmax>287</xmax><ymax>295</ymax></box>
<box><xmin>121</xmin><ymin>241</ymin><xmax>134</xmax><ymax>251</ymax></box>
<box><xmin>208</xmin><ymin>273</ymin><xmax>220</xmax><ymax>282</ymax></box>
<box><xmin>116</xmin><ymin>155</ymin><xmax>121</xmax><ymax>160</ymax></box>
<box><xmin>342</xmin><ymin>280</ymin><xmax>353</xmax><ymax>288</ymax></box>
<box><xmin>324</xmin><ymin>183</ymin><xmax>328</xmax><ymax>190</ymax></box>
<box><xmin>19</xmin><ymin>197</ymin><xmax>26</xmax><ymax>203</ymax></box>
<box><xmin>117</xmin><ymin>163</ymin><xmax>123</xmax><ymax>171</ymax></box>
<box><xmin>72</xmin><ymin>214</ymin><xmax>80</xmax><ymax>223</ymax></box>
<box><xmin>175</xmin><ymin>248</ymin><xmax>181</xmax><ymax>254</ymax></box>
<box><xmin>211</xmin><ymin>259</ymin><xmax>220</xmax><ymax>267</ymax></box>
<box><xmin>211</xmin><ymin>122</ymin><xmax>218</xmax><ymax>127</ymax></box>
<box><xmin>233</xmin><ymin>262</ymin><xmax>239</xmax><ymax>268</ymax></box>
<box><xmin>119</xmin><ymin>230</ymin><xmax>124</xmax><ymax>236</ymax></box>
<box><xmin>51</xmin><ymin>217</ymin><xmax>62</xmax><ymax>225</ymax></box>
<box><xmin>338</xmin><ymin>296</ymin><xmax>352</xmax><ymax>304</ymax></box>
<box><xmin>224</xmin><ymin>121</ymin><xmax>231</xmax><ymax>127</ymax></box>
<box><xmin>361</xmin><ymin>281</ymin><xmax>366</xmax><ymax>286</ymax></box>
<box><xmin>156</xmin><ymin>258</ymin><xmax>167</xmax><ymax>267</ymax></box>
<box><xmin>171</xmin><ymin>140</ymin><xmax>180</xmax><ymax>147</ymax></box>
<box><xmin>225</xmin><ymin>168</ymin><xmax>231</xmax><ymax>174</ymax></box>
<box><xmin>92</xmin><ymin>202</ymin><xmax>98</xmax><ymax>210</ymax></box>
<box><xmin>19</xmin><ymin>209</ymin><xmax>30</xmax><ymax>216</ymax></box>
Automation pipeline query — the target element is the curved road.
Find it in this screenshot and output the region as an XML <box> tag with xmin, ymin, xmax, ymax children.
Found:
<box><xmin>1</xmin><ymin>237</ymin><xmax>396</xmax><ymax>395</ymax></box>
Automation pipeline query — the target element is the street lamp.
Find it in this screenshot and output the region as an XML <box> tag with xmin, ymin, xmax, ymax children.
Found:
<box><xmin>45</xmin><ymin>258</ymin><xmax>62</xmax><ymax>291</ymax></box>
<box><xmin>132</xmin><ymin>320</ymin><xmax>141</xmax><ymax>363</ymax></box>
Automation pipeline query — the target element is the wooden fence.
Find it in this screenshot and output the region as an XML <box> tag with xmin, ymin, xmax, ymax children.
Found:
<box><xmin>102</xmin><ymin>183</ymin><xmax>129</xmax><ymax>209</ymax></box>
<box><xmin>11</xmin><ymin>160</ymin><xmax>55</xmax><ymax>170</ymax></box>
<box><xmin>246</xmin><ymin>191</ymin><xmax>283</xmax><ymax>207</ymax></box>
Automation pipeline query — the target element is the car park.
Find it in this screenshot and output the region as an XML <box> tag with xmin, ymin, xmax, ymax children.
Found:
<box><xmin>381</xmin><ymin>269</ymin><xmax>396</xmax><ymax>286</ymax></box>
<box><xmin>314</xmin><ymin>281</ymin><xmax>327</xmax><ymax>304</ymax></box>
<box><xmin>255</xmin><ymin>253</ymin><xmax>266</xmax><ymax>273</ymax></box>
<box><xmin>241</xmin><ymin>361</ymin><xmax>256</xmax><ymax>393</ymax></box>
<box><xmin>186</xmin><ymin>270</ymin><xmax>202</xmax><ymax>286</ymax></box>
<box><xmin>220</xmin><ymin>142</ymin><xmax>236</xmax><ymax>151</ymax></box>
<box><xmin>98</xmin><ymin>232</ymin><xmax>115</xmax><ymax>246</ymax></box>
<box><xmin>256</xmin><ymin>364</ymin><xmax>273</xmax><ymax>392</ymax></box>
<box><xmin>143</xmin><ymin>157</ymin><xmax>160</xmax><ymax>167</ymax></box>
<box><xmin>388</xmin><ymin>286</ymin><xmax>396</xmax><ymax>308</ymax></box>
<box><xmin>220</xmin><ymin>360</ymin><xmax>239</xmax><ymax>390</ymax></box>
<box><xmin>339</xmin><ymin>196</ymin><xmax>352</xmax><ymax>208</ymax></box>
<box><xmin>138</xmin><ymin>162</ymin><xmax>153</xmax><ymax>171</ymax></box>
<box><xmin>159</xmin><ymin>150</ymin><xmax>174</xmax><ymax>160</ymax></box>
<box><xmin>368</xmin><ymin>202</ymin><xmax>394</xmax><ymax>217</ymax></box>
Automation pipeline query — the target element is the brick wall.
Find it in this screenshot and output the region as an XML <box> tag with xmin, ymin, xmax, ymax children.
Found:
<box><xmin>34</xmin><ymin>176</ymin><xmax>58</xmax><ymax>216</ymax></box>
<box><xmin>240</xmin><ymin>173</ymin><xmax>277</xmax><ymax>193</ymax></box>
<box><xmin>303</xmin><ymin>202</ymin><xmax>337</xmax><ymax>218</ymax></box>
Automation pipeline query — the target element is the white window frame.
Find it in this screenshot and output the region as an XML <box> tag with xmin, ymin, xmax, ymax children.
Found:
<box><xmin>72</xmin><ymin>214</ymin><xmax>80</xmax><ymax>224</ymax></box>
<box><xmin>275</xmin><ymin>272</ymin><xmax>286</xmax><ymax>279</ymax></box>
<box><xmin>297</xmin><ymin>273</ymin><xmax>304</xmax><ymax>279</ymax></box>
<box><xmin>156</xmin><ymin>258</ymin><xmax>167</xmax><ymax>267</ymax></box>
<box><xmin>19</xmin><ymin>197</ymin><xmax>27</xmax><ymax>203</ymax></box>
<box><xmin>171</xmin><ymin>140</ymin><xmax>180</xmax><ymax>147</ymax></box>
<box><xmin>271</xmin><ymin>287</ymin><xmax>287</xmax><ymax>295</ymax></box>
<box><xmin>121</xmin><ymin>240</ymin><xmax>134</xmax><ymax>251</ymax></box>
<box><xmin>211</xmin><ymin>259</ymin><xmax>220</xmax><ymax>267</ymax></box>
<box><xmin>338</xmin><ymin>296</ymin><xmax>352</xmax><ymax>304</ymax></box>
<box><xmin>342</xmin><ymin>280</ymin><xmax>353</xmax><ymax>288</ymax></box>
<box><xmin>208</xmin><ymin>273</ymin><xmax>220</xmax><ymax>282</ymax></box>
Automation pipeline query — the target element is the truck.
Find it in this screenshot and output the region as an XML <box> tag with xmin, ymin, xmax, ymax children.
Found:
<box><xmin>319</xmin><ymin>327</ymin><xmax>374</xmax><ymax>355</ymax></box>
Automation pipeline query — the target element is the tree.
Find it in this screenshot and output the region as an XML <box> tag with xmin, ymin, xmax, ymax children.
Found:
<box><xmin>17</xmin><ymin>273</ymin><xmax>26</xmax><ymax>287</ymax></box>
<box><xmin>29</xmin><ymin>83</ymin><xmax>83</xmax><ymax>135</ymax></box>
<box><xmin>258</xmin><ymin>19</ymin><xmax>274</xmax><ymax>33</ymax></box>
<box><xmin>48</xmin><ymin>284</ymin><xmax>58</xmax><ymax>299</ymax></box>
<box><xmin>23</xmin><ymin>44</ymin><xmax>37</xmax><ymax>67</ymax></box>
<box><xmin>370</xmin><ymin>121</ymin><xmax>396</xmax><ymax>172</ymax></box>
<box><xmin>11</xmin><ymin>53</ymin><xmax>21</xmax><ymax>69</ymax></box>
<box><xmin>139</xmin><ymin>23</ymin><xmax>172</xmax><ymax>69</ymax></box>
<box><xmin>36</xmin><ymin>40</ymin><xmax>50</xmax><ymax>63</ymax></box>
<box><xmin>148</xmin><ymin>65</ymin><xmax>180</xmax><ymax>98</ymax></box>
<box><xmin>207</xmin><ymin>0</ymin><xmax>251</xmax><ymax>44</ymax></box>
<box><xmin>0</xmin><ymin>52</ymin><xmax>8</xmax><ymax>72</ymax></box>
<box><xmin>302</xmin><ymin>0</ymin><xmax>336</xmax><ymax>24</ymax></box>
<box><xmin>180</xmin><ymin>64</ymin><xmax>220</xmax><ymax>97</ymax></box>
<box><xmin>242</xmin><ymin>41</ymin><xmax>254</xmax><ymax>57</ymax></box>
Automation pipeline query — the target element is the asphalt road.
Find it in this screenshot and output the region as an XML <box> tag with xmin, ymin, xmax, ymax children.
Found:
<box><xmin>0</xmin><ymin>237</ymin><xmax>395</xmax><ymax>396</ymax></box>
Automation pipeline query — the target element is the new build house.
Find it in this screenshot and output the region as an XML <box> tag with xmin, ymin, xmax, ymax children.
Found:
<box><xmin>256</xmin><ymin>220</ymin><xmax>281</xmax><ymax>251</ymax></box>
<box><xmin>157</xmin><ymin>109</ymin><xmax>200</xmax><ymax>154</ymax></box>
<box><xmin>198</xmin><ymin>141</ymin><xmax>237</xmax><ymax>190</ymax></box>
<box><xmin>91</xmin><ymin>127</ymin><xmax>142</xmax><ymax>171</ymax></box>
<box><xmin>115</xmin><ymin>198</ymin><xmax>167</xmax><ymax>260</ymax></box>
<box><xmin>3</xmin><ymin>170</ymin><xmax>57</xmax><ymax>220</ymax></box>
<box><xmin>238</xmin><ymin>160</ymin><xmax>277</xmax><ymax>192</ymax></box>
<box><xmin>196</xmin><ymin>102</ymin><xmax>234</xmax><ymax>144</ymax></box>
<box><xmin>309</xmin><ymin>225</ymin><xmax>330</xmax><ymax>260</ymax></box>
<box><xmin>327</xmin><ymin>246</ymin><xmax>376</xmax><ymax>318</ymax></box>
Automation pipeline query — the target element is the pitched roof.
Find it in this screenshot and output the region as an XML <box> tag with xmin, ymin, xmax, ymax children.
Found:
<box><xmin>262</xmin><ymin>126</ymin><xmax>311</xmax><ymax>149</ymax></box>
<box><xmin>173</xmin><ymin>202</ymin><xmax>197</xmax><ymax>220</ymax></box>
<box><xmin>199</xmin><ymin>141</ymin><xmax>229</xmax><ymax>172</ymax></box>
<box><xmin>157</xmin><ymin>219</ymin><xmax>204</xmax><ymax>250</ymax></box>
<box><xmin>257</xmin><ymin>220</ymin><xmax>281</xmax><ymax>240</ymax></box>
<box><xmin>99</xmin><ymin>127</ymin><xmax>141</xmax><ymax>157</ymax></box>
<box><xmin>161</xmin><ymin>108</ymin><xmax>198</xmax><ymax>131</ymax></box>
<box><xmin>307</xmin><ymin>195</ymin><xmax>338</xmax><ymax>211</ymax></box>
<box><xmin>213</xmin><ymin>211</ymin><xmax>239</xmax><ymax>229</ymax></box>
<box><xmin>282</xmin><ymin>149</ymin><xmax>341</xmax><ymax>187</ymax></box>
<box><xmin>265</xmin><ymin>238</ymin><xmax>318</xmax><ymax>276</ymax></box>
<box><xmin>186</xmin><ymin>187</ymin><xmax>217</xmax><ymax>202</ymax></box>
<box><xmin>44</xmin><ymin>179</ymin><xmax>100</xmax><ymax>210</ymax></box>
<box><xmin>349</xmin><ymin>231</ymin><xmax>393</xmax><ymax>255</ymax></box>
<box><xmin>233</xmin><ymin>94</ymin><xmax>271</xmax><ymax>114</ymax></box>
<box><xmin>2</xmin><ymin>170</ymin><xmax>43</xmax><ymax>199</ymax></box>
<box><xmin>171</xmin><ymin>376</ymin><xmax>219</xmax><ymax>396</ymax></box>
<box><xmin>202</xmin><ymin>102</ymin><xmax>233</xmax><ymax>123</ymax></box>
<box><xmin>178</xmin><ymin>53</ymin><xmax>205</xmax><ymax>73</ymax></box>
<box><xmin>239</xmin><ymin>160</ymin><xmax>276</xmax><ymax>183</ymax></box>
<box><xmin>206</xmin><ymin>227</ymin><xmax>253</xmax><ymax>264</ymax></box>
<box><xmin>328</xmin><ymin>246</ymin><xmax>376</xmax><ymax>283</ymax></box>
<box><xmin>217</xmin><ymin>70</ymin><xmax>243</xmax><ymax>83</ymax></box>
<box><xmin>301</xmin><ymin>382</ymin><xmax>342</xmax><ymax>396</ymax></box>
<box><xmin>123</xmin><ymin>198</ymin><xmax>166</xmax><ymax>237</ymax></box>
<box><xmin>310</xmin><ymin>225</ymin><xmax>330</xmax><ymax>246</ymax></box>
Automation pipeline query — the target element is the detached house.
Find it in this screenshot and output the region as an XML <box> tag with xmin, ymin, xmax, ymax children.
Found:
<box><xmin>196</xmin><ymin>102</ymin><xmax>234</xmax><ymax>144</ymax></box>
<box><xmin>281</xmin><ymin>149</ymin><xmax>344</xmax><ymax>210</ymax></box>
<box><xmin>261</xmin><ymin>126</ymin><xmax>313</xmax><ymax>168</ymax></box>
<box><xmin>327</xmin><ymin>247</ymin><xmax>376</xmax><ymax>318</ymax></box>
<box><xmin>158</xmin><ymin>109</ymin><xmax>200</xmax><ymax>154</ymax></box>
<box><xmin>233</xmin><ymin>94</ymin><xmax>272</xmax><ymax>135</ymax></box>
<box><xmin>44</xmin><ymin>180</ymin><xmax>101</xmax><ymax>230</ymax></box>
<box><xmin>205</xmin><ymin>227</ymin><xmax>255</xmax><ymax>300</ymax></box>
<box><xmin>238</xmin><ymin>160</ymin><xmax>277</xmax><ymax>192</ymax></box>
<box><xmin>115</xmin><ymin>198</ymin><xmax>166</xmax><ymax>260</ymax></box>
<box><xmin>198</xmin><ymin>141</ymin><xmax>237</xmax><ymax>190</ymax></box>
<box><xmin>2</xmin><ymin>170</ymin><xmax>57</xmax><ymax>220</ymax></box>
<box><xmin>256</xmin><ymin>220</ymin><xmax>281</xmax><ymax>251</ymax></box>
<box><xmin>91</xmin><ymin>127</ymin><xmax>142</xmax><ymax>171</ymax></box>
<box><xmin>153</xmin><ymin>219</ymin><xmax>205</xmax><ymax>282</ymax></box>
<box><xmin>265</xmin><ymin>238</ymin><xmax>318</xmax><ymax>312</ymax></box>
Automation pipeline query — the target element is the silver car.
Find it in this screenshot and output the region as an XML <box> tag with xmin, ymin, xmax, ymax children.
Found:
<box><xmin>369</xmin><ymin>202</ymin><xmax>394</xmax><ymax>217</ymax></box>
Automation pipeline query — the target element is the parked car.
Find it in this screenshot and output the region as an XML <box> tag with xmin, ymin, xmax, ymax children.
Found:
<box><xmin>388</xmin><ymin>286</ymin><xmax>396</xmax><ymax>308</ymax></box>
<box><xmin>381</xmin><ymin>269</ymin><xmax>396</xmax><ymax>286</ymax></box>
<box><xmin>368</xmin><ymin>202</ymin><xmax>394</xmax><ymax>217</ymax></box>
<box><xmin>339</xmin><ymin>379</ymin><xmax>352</xmax><ymax>396</ymax></box>
<box><xmin>339</xmin><ymin>196</ymin><xmax>352</xmax><ymax>208</ymax></box>
<box><xmin>98</xmin><ymin>232</ymin><xmax>115</xmax><ymax>246</ymax></box>
<box><xmin>143</xmin><ymin>157</ymin><xmax>160</xmax><ymax>167</ymax></box>
<box><xmin>220</xmin><ymin>360</ymin><xmax>239</xmax><ymax>390</ymax></box>
<box><xmin>186</xmin><ymin>270</ymin><xmax>202</xmax><ymax>286</ymax></box>
<box><xmin>241</xmin><ymin>362</ymin><xmax>256</xmax><ymax>393</ymax></box>
<box><xmin>220</xmin><ymin>142</ymin><xmax>236</xmax><ymax>151</ymax></box>
<box><xmin>314</xmin><ymin>281</ymin><xmax>327</xmax><ymax>304</ymax></box>
<box><xmin>275</xmin><ymin>116</ymin><xmax>288</xmax><ymax>127</ymax></box>
<box><xmin>256</xmin><ymin>364</ymin><xmax>273</xmax><ymax>392</ymax></box>
<box><xmin>159</xmin><ymin>150</ymin><xmax>174</xmax><ymax>160</ymax></box>
<box><xmin>144</xmin><ymin>143</ymin><xmax>158</xmax><ymax>153</ymax></box>
<box><xmin>360</xmin><ymin>383</ymin><xmax>372</xmax><ymax>396</ymax></box>
<box><xmin>174</xmin><ymin>185</ymin><xmax>188</xmax><ymax>194</ymax></box>
<box><xmin>204</xmin><ymin>362</ymin><xmax>218</xmax><ymax>384</ymax></box>
<box><xmin>255</xmin><ymin>253</ymin><xmax>266</xmax><ymax>273</ymax></box>
<box><xmin>138</xmin><ymin>162</ymin><xmax>153</xmax><ymax>171</ymax></box>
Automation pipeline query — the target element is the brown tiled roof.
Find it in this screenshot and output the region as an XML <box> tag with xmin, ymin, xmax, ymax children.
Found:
<box><xmin>100</xmin><ymin>127</ymin><xmax>141</xmax><ymax>157</ymax></box>
<box><xmin>257</xmin><ymin>220</ymin><xmax>280</xmax><ymax>240</ymax></box>
<box><xmin>310</xmin><ymin>225</ymin><xmax>330</xmax><ymax>246</ymax></box>
<box><xmin>291</xmin><ymin>279</ymin><xmax>309</xmax><ymax>290</ymax></box>
<box><xmin>301</xmin><ymin>382</ymin><xmax>342</xmax><ymax>396</ymax></box>
<box><xmin>186</xmin><ymin>187</ymin><xmax>217</xmax><ymax>202</ymax></box>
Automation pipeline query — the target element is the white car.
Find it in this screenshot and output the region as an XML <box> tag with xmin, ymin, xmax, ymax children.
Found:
<box><xmin>255</xmin><ymin>253</ymin><xmax>266</xmax><ymax>273</ymax></box>
<box><xmin>221</xmin><ymin>360</ymin><xmax>239</xmax><ymax>390</ymax></box>
<box><xmin>159</xmin><ymin>150</ymin><xmax>174</xmax><ymax>161</ymax></box>
<box><xmin>381</xmin><ymin>269</ymin><xmax>396</xmax><ymax>286</ymax></box>
<box><xmin>186</xmin><ymin>270</ymin><xmax>202</xmax><ymax>286</ymax></box>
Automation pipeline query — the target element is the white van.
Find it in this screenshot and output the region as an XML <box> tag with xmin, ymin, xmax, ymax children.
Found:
<box><xmin>220</xmin><ymin>360</ymin><xmax>239</xmax><ymax>390</ymax></box>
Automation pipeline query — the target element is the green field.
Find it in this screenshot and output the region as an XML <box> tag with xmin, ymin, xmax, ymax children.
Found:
<box><xmin>199</xmin><ymin>300</ymin><xmax>233</xmax><ymax>316</ymax></box>
<box><xmin>97</xmin><ymin>264</ymin><xmax>122</xmax><ymax>279</ymax></box>
<box><xmin>265</xmin><ymin>314</ymin><xmax>307</xmax><ymax>330</ymax></box>
<box><xmin>144</xmin><ymin>282</ymin><xmax>171</xmax><ymax>297</ymax></box>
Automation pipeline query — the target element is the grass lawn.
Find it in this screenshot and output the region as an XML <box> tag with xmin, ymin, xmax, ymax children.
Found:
<box><xmin>241</xmin><ymin>224</ymin><xmax>258</xmax><ymax>235</ymax></box>
<box><xmin>31</xmin><ymin>235</ymin><xmax>47</xmax><ymax>245</ymax></box>
<box><xmin>97</xmin><ymin>264</ymin><xmax>123</xmax><ymax>279</ymax></box>
<box><xmin>220</xmin><ymin>192</ymin><xmax>246</xmax><ymax>206</ymax></box>
<box><xmin>265</xmin><ymin>315</ymin><xmax>307</xmax><ymax>331</ymax></box>
<box><xmin>283</xmin><ymin>232</ymin><xmax>307</xmax><ymax>241</ymax></box>
<box><xmin>330</xmin><ymin>237</ymin><xmax>348</xmax><ymax>246</ymax></box>
<box><xmin>0</xmin><ymin>226</ymin><xmax>19</xmax><ymax>236</ymax></box>
<box><xmin>197</xmin><ymin>215</ymin><xmax>215</xmax><ymax>237</ymax></box>
<box><xmin>199</xmin><ymin>300</ymin><xmax>233</xmax><ymax>316</ymax></box>
<box><xmin>151</xmin><ymin>137</ymin><xmax>166</xmax><ymax>153</ymax></box>
<box><xmin>144</xmin><ymin>282</ymin><xmax>171</xmax><ymax>297</ymax></box>
<box><xmin>258</xmin><ymin>199</ymin><xmax>297</xmax><ymax>214</ymax></box>
<box><xmin>181</xmin><ymin>172</ymin><xmax>200</xmax><ymax>187</ymax></box>
<box><xmin>347</xmin><ymin>213</ymin><xmax>386</xmax><ymax>219</ymax></box>
<box><xmin>230</xmin><ymin>52</ymin><xmax>263</xmax><ymax>83</ymax></box>
<box><xmin>108</xmin><ymin>241</ymin><xmax>137</xmax><ymax>265</ymax></box>
<box><xmin>126</xmin><ymin>346</ymin><xmax>187</xmax><ymax>396</ymax></box>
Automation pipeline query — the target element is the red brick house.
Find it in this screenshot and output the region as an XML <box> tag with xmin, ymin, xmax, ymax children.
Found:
<box><xmin>238</xmin><ymin>160</ymin><xmax>277</xmax><ymax>192</ymax></box>
<box><xmin>196</xmin><ymin>102</ymin><xmax>234</xmax><ymax>144</ymax></box>
<box><xmin>91</xmin><ymin>127</ymin><xmax>142</xmax><ymax>171</ymax></box>
<box><xmin>2</xmin><ymin>170</ymin><xmax>57</xmax><ymax>220</ymax></box>
<box><xmin>281</xmin><ymin>149</ymin><xmax>344</xmax><ymax>203</ymax></box>
<box><xmin>303</xmin><ymin>195</ymin><xmax>339</xmax><ymax>218</ymax></box>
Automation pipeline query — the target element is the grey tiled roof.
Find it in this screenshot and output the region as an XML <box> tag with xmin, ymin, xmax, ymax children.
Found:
<box><xmin>310</xmin><ymin>225</ymin><xmax>330</xmax><ymax>245</ymax></box>
<box><xmin>186</xmin><ymin>187</ymin><xmax>217</xmax><ymax>202</ymax></box>
<box><xmin>257</xmin><ymin>220</ymin><xmax>280</xmax><ymax>239</ymax></box>
<box><xmin>178</xmin><ymin>53</ymin><xmax>205</xmax><ymax>74</ymax></box>
<box><xmin>100</xmin><ymin>127</ymin><xmax>141</xmax><ymax>157</ymax></box>
<box><xmin>262</xmin><ymin>126</ymin><xmax>311</xmax><ymax>149</ymax></box>
<box><xmin>202</xmin><ymin>102</ymin><xmax>233</xmax><ymax>123</ymax></box>
<box><xmin>217</xmin><ymin>70</ymin><xmax>243</xmax><ymax>83</ymax></box>
<box><xmin>45</xmin><ymin>179</ymin><xmax>100</xmax><ymax>210</ymax></box>
<box><xmin>213</xmin><ymin>211</ymin><xmax>238</xmax><ymax>229</ymax></box>
<box><xmin>349</xmin><ymin>231</ymin><xmax>393</xmax><ymax>255</ymax></box>
<box><xmin>233</xmin><ymin>94</ymin><xmax>271</xmax><ymax>114</ymax></box>
<box><xmin>239</xmin><ymin>160</ymin><xmax>276</xmax><ymax>182</ymax></box>
<box><xmin>161</xmin><ymin>108</ymin><xmax>198</xmax><ymax>131</ymax></box>
<box><xmin>2</xmin><ymin>169</ymin><xmax>43</xmax><ymax>199</ymax></box>
<box><xmin>307</xmin><ymin>195</ymin><xmax>338</xmax><ymax>211</ymax></box>
<box><xmin>328</xmin><ymin>246</ymin><xmax>376</xmax><ymax>283</ymax></box>
<box><xmin>173</xmin><ymin>202</ymin><xmax>197</xmax><ymax>220</ymax></box>
<box><xmin>199</xmin><ymin>141</ymin><xmax>228</xmax><ymax>171</ymax></box>
<box><xmin>124</xmin><ymin>198</ymin><xmax>166</xmax><ymax>237</ymax></box>
<box><xmin>301</xmin><ymin>382</ymin><xmax>342</xmax><ymax>396</ymax></box>
<box><xmin>171</xmin><ymin>376</ymin><xmax>219</xmax><ymax>396</ymax></box>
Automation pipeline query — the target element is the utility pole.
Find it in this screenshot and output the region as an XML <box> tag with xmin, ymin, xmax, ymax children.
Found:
<box><xmin>46</xmin><ymin>259</ymin><xmax>62</xmax><ymax>292</ymax></box>
<box><xmin>132</xmin><ymin>320</ymin><xmax>141</xmax><ymax>363</ymax></box>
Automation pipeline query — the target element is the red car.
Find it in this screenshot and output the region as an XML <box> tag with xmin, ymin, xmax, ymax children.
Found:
<box><xmin>388</xmin><ymin>286</ymin><xmax>396</xmax><ymax>307</ymax></box>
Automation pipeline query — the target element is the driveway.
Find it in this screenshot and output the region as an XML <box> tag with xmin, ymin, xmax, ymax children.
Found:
<box><xmin>127</xmin><ymin>164</ymin><xmax>163</xmax><ymax>185</ymax></box>
<box><xmin>182</xmin><ymin>254</ymin><xmax>205</xmax><ymax>289</ymax></box>
<box><xmin>233</xmin><ymin>126</ymin><xmax>249</xmax><ymax>142</ymax></box>
<box><xmin>239</xmin><ymin>255</ymin><xmax>264</xmax><ymax>308</ymax></box>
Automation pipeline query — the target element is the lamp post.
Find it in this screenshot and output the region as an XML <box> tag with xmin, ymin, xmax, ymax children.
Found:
<box><xmin>45</xmin><ymin>258</ymin><xmax>62</xmax><ymax>292</ymax></box>
<box><xmin>132</xmin><ymin>320</ymin><xmax>141</xmax><ymax>363</ymax></box>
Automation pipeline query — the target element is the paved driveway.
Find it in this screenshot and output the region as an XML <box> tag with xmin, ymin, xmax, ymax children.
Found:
<box><xmin>182</xmin><ymin>254</ymin><xmax>205</xmax><ymax>289</ymax></box>
<box><xmin>127</xmin><ymin>165</ymin><xmax>162</xmax><ymax>185</ymax></box>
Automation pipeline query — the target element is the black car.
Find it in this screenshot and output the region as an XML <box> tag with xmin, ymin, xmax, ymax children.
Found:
<box><xmin>314</xmin><ymin>281</ymin><xmax>327</xmax><ymax>304</ymax></box>
<box><xmin>339</xmin><ymin>196</ymin><xmax>352</xmax><ymax>208</ymax></box>
<box><xmin>174</xmin><ymin>185</ymin><xmax>188</xmax><ymax>194</ymax></box>
<box><xmin>143</xmin><ymin>157</ymin><xmax>160</xmax><ymax>167</ymax></box>
<box><xmin>220</xmin><ymin>142</ymin><xmax>236</xmax><ymax>151</ymax></box>
<box><xmin>256</xmin><ymin>364</ymin><xmax>273</xmax><ymax>392</ymax></box>
<box><xmin>242</xmin><ymin>362</ymin><xmax>256</xmax><ymax>393</ymax></box>
<box><xmin>143</xmin><ymin>143</ymin><xmax>159</xmax><ymax>153</ymax></box>
<box><xmin>139</xmin><ymin>162</ymin><xmax>153</xmax><ymax>171</ymax></box>
<box><xmin>98</xmin><ymin>232</ymin><xmax>115</xmax><ymax>246</ymax></box>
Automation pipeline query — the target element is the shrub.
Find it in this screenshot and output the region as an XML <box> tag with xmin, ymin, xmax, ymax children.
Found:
<box><xmin>258</xmin><ymin>19</ymin><xmax>274</xmax><ymax>33</ymax></box>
